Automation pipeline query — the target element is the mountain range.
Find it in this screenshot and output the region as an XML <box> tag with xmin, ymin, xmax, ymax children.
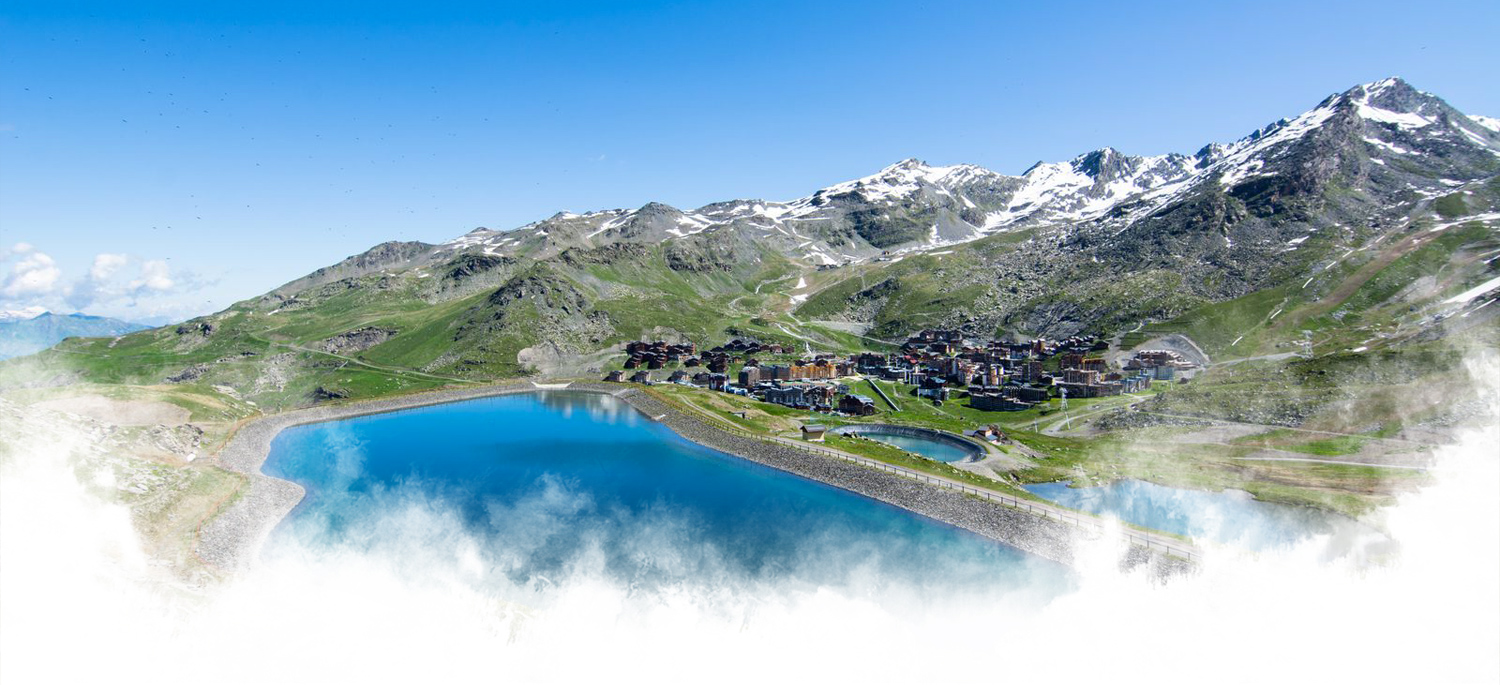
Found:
<box><xmin>6</xmin><ymin>77</ymin><xmax>1497</xmax><ymax>408</ymax></box>
<box><xmin>0</xmin><ymin>311</ymin><xmax>151</xmax><ymax>360</ymax></box>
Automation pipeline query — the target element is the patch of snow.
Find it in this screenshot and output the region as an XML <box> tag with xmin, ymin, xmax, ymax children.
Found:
<box><xmin>1429</xmin><ymin>212</ymin><xmax>1500</xmax><ymax>233</ymax></box>
<box><xmin>1460</xmin><ymin>297</ymin><xmax>1496</xmax><ymax>318</ymax></box>
<box><xmin>1363</xmin><ymin>137</ymin><xmax>1412</xmax><ymax>155</ymax></box>
<box><xmin>1444</xmin><ymin>275</ymin><xmax>1500</xmax><ymax>305</ymax></box>
<box><xmin>1470</xmin><ymin>115</ymin><xmax>1500</xmax><ymax>134</ymax></box>
<box><xmin>1355</xmin><ymin>100</ymin><xmax>1433</xmax><ymax>130</ymax></box>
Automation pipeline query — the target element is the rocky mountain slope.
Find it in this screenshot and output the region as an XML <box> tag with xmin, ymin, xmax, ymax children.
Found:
<box><xmin>3</xmin><ymin>77</ymin><xmax>1497</xmax><ymax>408</ymax></box>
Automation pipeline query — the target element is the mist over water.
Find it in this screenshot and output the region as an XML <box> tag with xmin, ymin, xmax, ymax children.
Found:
<box><xmin>1023</xmin><ymin>478</ymin><xmax>1377</xmax><ymax>551</ymax></box>
<box><xmin>2</xmin><ymin>357</ymin><xmax>1497</xmax><ymax>683</ymax></box>
<box><xmin>262</xmin><ymin>391</ymin><xmax>1071</xmax><ymax>604</ymax></box>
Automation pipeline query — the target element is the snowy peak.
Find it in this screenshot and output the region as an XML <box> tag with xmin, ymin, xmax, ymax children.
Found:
<box><xmin>422</xmin><ymin>77</ymin><xmax>1495</xmax><ymax>267</ymax></box>
<box><xmin>1347</xmin><ymin>77</ymin><xmax>1447</xmax><ymax>130</ymax></box>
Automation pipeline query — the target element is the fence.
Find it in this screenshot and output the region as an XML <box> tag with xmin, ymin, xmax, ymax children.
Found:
<box><xmin>693</xmin><ymin>410</ymin><xmax>1200</xmax><ymax>563</ymax></box>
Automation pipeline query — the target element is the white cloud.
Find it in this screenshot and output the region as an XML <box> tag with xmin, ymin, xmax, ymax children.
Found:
<box><xmin>129</xmin><ymin>260</ymin><xmax>174</xmax><ymax>293</ymax></box>
<box><xmin>1</xmin><ymin>251</ymin><xmax>63</xmax><ymax>298</ymax></box>
<box><xmin>0</xmin><ymin>242</ymin><xmax>33</xmax><ymax>262</ymax></box>
<box><xmin>89</xmin><ymin>253</ymin><xmax>128</xmax><ymax>282</ymax></box>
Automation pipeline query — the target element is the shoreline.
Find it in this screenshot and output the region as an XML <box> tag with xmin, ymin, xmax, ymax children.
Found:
<box><xmin>196</xmin><ymin>381</ymin><xmax>1158</xmax><ymax>575</ymax></box>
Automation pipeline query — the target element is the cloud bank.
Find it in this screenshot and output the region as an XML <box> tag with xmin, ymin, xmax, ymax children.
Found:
<box><xmin>1</xmin><ymin>357</ymin><xmax>1496</xmax><ymax>684</ymax></box>
<box><xmin>0</xmin><ymin>242</ymin><xmax>207</xmax><ymax>322</ymax></box>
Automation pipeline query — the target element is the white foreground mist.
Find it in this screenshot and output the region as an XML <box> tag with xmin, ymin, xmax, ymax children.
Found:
<box><xmin>3</xmin><ymin>360</ymin><xmax>1497</xmax><ymax>684</ymax></box>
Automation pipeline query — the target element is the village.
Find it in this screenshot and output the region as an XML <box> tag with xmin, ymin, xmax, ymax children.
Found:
<box><xmin>604</xmin><ymin>329</ymin><xmax>1198</xmax><ymax>419</ymax></box>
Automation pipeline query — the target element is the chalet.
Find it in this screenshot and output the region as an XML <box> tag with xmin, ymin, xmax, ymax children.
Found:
<box><xmin>970</xmin><ymin>425</ymin><xmax>1006</xmax><ymax>442</ymax></box>
<box><xmin>838</xmin><ymin>394</ymin><xmax>878</xmax><ymax>416</ymax></box>
<box><xmin>668</xmin><ymin>369</ymin><xmax>690</xmax><ymax>383</ymax></box>
<box><xmin>880</xmin><ymin>366</ymin><xmax>915</xmax><ymax>384</ymax></box>
<box><xmin>917</xmin><ymin>376</ymin><xmax>950</xmax><ymax>401</ymax></box>
<box><xmin>707</xmin><ymin>373</ymin><xmax>731</xmax><ymax>392</ymax></box>
<box><xmin>764</xmin><ymin>385</ymin><xmax>805</xmax><ymax>407</ymax></box>
<box><xmin>629</xmin><ymin>370</ymin><xmax>652</xmax><ymax>384</ymax></box>
<box><xmin>692</xmin><ymin>372</ymin><xmax>715</xmax><ymax>386</ymax></box>
<box><xmin>790</xmin><ymin>358</ymin><xmax>840</xmax><ymax>380</ymax></box>
<box><xmin>803</xmin><ymin>384</ymin><xmax>836</xmax><ymax>408</ymax></box>
<box><xmin>738</xmin><ymin>366</ymin><xmax>761</xmax><ymax>387</ymax></box>
<box><xmin>604</xmin><ymin>370</ymin><xmax>624</xmax><ymax>382</ymax></box>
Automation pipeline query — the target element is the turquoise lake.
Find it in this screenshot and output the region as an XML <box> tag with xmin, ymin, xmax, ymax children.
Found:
<box><xmin>1023</xmin><ymin>479</ymin><xmax>1367</xmax><ymax>551</ymax></box>
<box><xmin>262</xmin><ymin>392</ymin><xmax>1071</xmax><ymax>599</ymax></box>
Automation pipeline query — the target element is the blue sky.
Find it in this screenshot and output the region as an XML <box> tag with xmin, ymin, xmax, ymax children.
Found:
<box><xmin>2</xmin><ymin>0</ymin><xmax>1496</xmax><ymax>323</ymax></box>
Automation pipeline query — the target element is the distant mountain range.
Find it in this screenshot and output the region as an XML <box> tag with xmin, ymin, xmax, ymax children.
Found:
<box><xmin>0</xmin><ymin>311</ymin><xmax>152</xmax><ymax>360</ymax></box>
<box><xmin>316</xmin><ymin>77</ymin><xmax>1495</xmax><ymax>268</ymax></box>
<box><xmin>11</xmin><ymin>77</ymin><xmax>1498</xmax><ymax>408</ymax></box>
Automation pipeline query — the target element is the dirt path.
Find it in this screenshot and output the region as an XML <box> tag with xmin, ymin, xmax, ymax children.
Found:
<box><xmin>260</xmin><ymin>336</ymin><xmax>478</xmax><ymax>385</ymax></box>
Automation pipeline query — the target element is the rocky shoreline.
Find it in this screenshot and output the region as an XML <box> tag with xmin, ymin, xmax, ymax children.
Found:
<box><xmin>196</xmin><ymin>381</ymin><xmax>1093</xmax><ymax>574</ymax></box>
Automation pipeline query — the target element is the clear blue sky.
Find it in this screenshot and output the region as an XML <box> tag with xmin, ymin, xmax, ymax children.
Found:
<box><xmin>2</xmin><ymin>0</ymin><xmax>1496</xmax><ymax>323</ymax></box>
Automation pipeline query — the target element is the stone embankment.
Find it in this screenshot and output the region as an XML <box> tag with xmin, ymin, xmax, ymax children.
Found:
<box><xmin>597</xmin><ymin>385</ymin><xmax>1078</xmax><ymax>566</ymax></box>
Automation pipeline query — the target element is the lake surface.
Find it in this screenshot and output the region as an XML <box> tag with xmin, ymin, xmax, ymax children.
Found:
<box><xmin>263</xmin><ymin>391</ymin><xmax>1069</xmax><ymax>600</ymax></box>
<box><xmin>1023</xmin><ymin>479</ymin><xmax>1365</xmax><ymax>551</ymax></box>
<box><xmin>859</xmin><ymin>431</ymin><xmax>976</xmax><ymax>463</ymax></box>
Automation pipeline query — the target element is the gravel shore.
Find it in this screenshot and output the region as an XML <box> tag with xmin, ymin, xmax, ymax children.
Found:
<box><xmin>196</xmin><ymin>381</ymin><xmax>1094</xmax><ymax>573</ymax></box>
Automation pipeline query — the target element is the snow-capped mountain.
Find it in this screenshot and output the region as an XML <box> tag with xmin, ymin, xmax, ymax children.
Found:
<box><xmin>409</xmin><ymin>78</ymin><xmax>1496</xmax><ymax>271</ymax></box>
<box><xmin>197</xmin><ymin>76</ymin><xmax>1499</xmax><ymax>380</ymax></box>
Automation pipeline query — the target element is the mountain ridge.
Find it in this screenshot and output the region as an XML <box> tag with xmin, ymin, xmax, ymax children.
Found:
<box><xmin>8</xmin><ymin>76</ymin><xmax>1498</xmax><ymax>406</ymax></box>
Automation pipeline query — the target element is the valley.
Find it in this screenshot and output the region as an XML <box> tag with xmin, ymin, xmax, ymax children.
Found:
<box><xmin>2</xmin><ymin>76</ymin><xmax>1497</xmax><ymax>577</ymax></box>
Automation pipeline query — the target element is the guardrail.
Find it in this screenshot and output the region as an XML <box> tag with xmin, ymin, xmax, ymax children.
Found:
<box><xmin>694</xmin><ymin>411</ymin><xmax>1200</xmax><ymax>563</ymax></box>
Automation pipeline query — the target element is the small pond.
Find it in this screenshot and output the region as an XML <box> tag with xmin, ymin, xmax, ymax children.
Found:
<box><xmin>833</xmin><ymin>425</ymin><xmax>982</xmax><ymax>463</ymax></box>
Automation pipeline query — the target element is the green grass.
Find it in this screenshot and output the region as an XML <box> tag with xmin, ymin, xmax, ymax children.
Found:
<box><xmin>1432</xmin><ymin>192</ymin><xmax>1469</xmax><ymax>220</ymax></box>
